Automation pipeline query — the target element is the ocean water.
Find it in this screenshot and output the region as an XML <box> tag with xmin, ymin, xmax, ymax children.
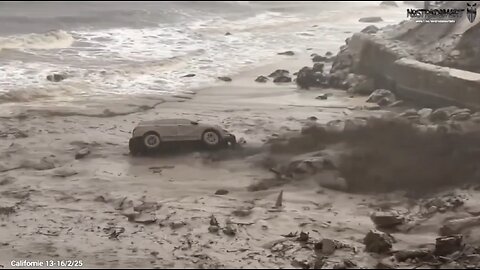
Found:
<box><xmin>0</xmin><ymin>1</ymin><xmax>407</xmax><ymax>102</ymax></box>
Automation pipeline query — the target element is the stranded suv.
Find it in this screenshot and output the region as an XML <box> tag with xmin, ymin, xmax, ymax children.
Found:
<box><xmin>129</xmin><ymin>119</ymin><xmax>237</xmax><ymax>155</ymax></box>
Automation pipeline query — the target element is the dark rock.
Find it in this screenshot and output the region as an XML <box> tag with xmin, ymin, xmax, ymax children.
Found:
<box><xmin>435</xmin><ymin>235</ymin><xmax>463</xmax><ymax>256</ymax></box>
<box><xmin>359</xmin><ymin>17</ymin><xmax>383</xmax><ymax>23</ymax></box>
<box><xmin>296</xmin><ymin>67</ymin><xmax>327</xmax><ymax>89</ymax></box>
<box><xmin>268</xmin><ymin>69</ymin><xmax>289</xmax><ymax>78</ymax></box>
<box><xmin>313</xmin><ymin>63</ymin><xmax>324</xmax><ymax>73</ymax></box>
<box><xmin>308</xmin><ymin>116</ymin><xmax>318</xmax><ymax>121</ymax></box>
<box><xmin>214</xmin><ymin>189</ymin><xmax>229</xmax><ymax>195</ymax></box>
<box><xmin>181</xmin><ymin>74</ymin><xmax>196</xmax><ymax>78</ymax></box>
<box><xmin>312</xmin><ymin>55</ymin><xmax>328</xmax><ymax>62</ymax></box>
<box><xmin>325</xmin><ymin>51</ymin><xmax>333</xmax><ymax>57</ymax></box>
<box><xmin>371</xmin><ymin>211</ymin><xmax>404</xmax><ymax>228</ymax></box>
<box><xmin>318</xmin><ymin>239</ymin><xmax>336</xmax><ymax>255</ymax></box>
<box><xmin>215</xmin><ymin>189</ymin><xmax>228</xmax><ymax>195</ymax></box>
<box><xmin>75</xmin><ymin>148</ymin><xmax>90</xmax><ymax>160</ymax></box>
<box><xmin>316</xmin><ymin>94</ymin><xmax>328</xmax><ymax>100</ymax></box>
<box><xmin>364</xmin><ymin>230</ymin><xmax>394</xmax><ymax>254</ymax></box>
<box><xmin>361</xmin><ymin>25</ymin><xmax>380</xmax><ymax>34</ymax></box>
<box><xmin>210</xmin><ymin>215</ymin><xmax>219</xmax><ymax>226</ymax></box>
<box><xmin>330</xmin><ymin>50</ymin><xmax>353</xmax><ymax>74</ymax></box>
<box><xmin>225</xmin><ymin>32</ymin><xmax>232</xmax><ymax>36</ymax></box>
<box><xmin>218</xmin><ymin>76</ymin><xmax>232</xmax><ymax>82</ymax></box>
<box><xmin>430</xmin><ymin>108</ymin><xmax>452</xmax><ymax>122</ymax></box>
<box><xmin>255</xmin><ymin>75</ymin><xmax>268</xmax><ymax>83</ymax></box>
<box><xmin>273</xmin><ymin>75</ymin><xmax>292</xmax><ymax>83</ymax></box>
<box><xmin>46</xmin><ymin>73</ymin><xmax>66</xmax><ymax>82</ymax></box>
<box><xmin>278</xmin><ymin>51</ymin><xmax>295</xmax><ymax>56</ymax></box>
<box><xmin>297</xmin><ymin>231</ymin><xmax>309</xmax><ymax>242</ymax></box>
<box><xmin>367</xmin><ymin>89</ymin><xmax>396</xmax><ymax>106</ymax></box>
<box><xmin>223</xmin><ymin>225</ymin><xmax>236</xmax><ymax>236</ymax></box>
<box><xmin>380</xmin><ymin>1</ymin><xmax>399</xmax><ymax>7</ymax></box>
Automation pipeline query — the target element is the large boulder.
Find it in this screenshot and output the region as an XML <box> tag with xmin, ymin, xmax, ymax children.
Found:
<box><xmin>364</xmin><ymin>230</ymin><xmax>394</xmax><ymax>254</ymax></box>
<box><xmin>296</xmin><ymin>67</ymin><xmax>326</xmax><ymax>89</ymax></box>
<box><xmin>359</xmin><ymin>17</ymin><xmax>383</xmax><ymax>23</ymax></box>
<box><xmin>330</xmin><ymin>49</ymin><xmax>354</xmax><ymax>74</ymax></box>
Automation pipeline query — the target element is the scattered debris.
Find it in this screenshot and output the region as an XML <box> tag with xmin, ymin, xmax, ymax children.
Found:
<box><xmin>170</xmin><ymin>221</ymin><xmax>187</xmax><ymax>230</ymax></box>
<box><xmin>104</xmin><ymin>226</ymin><xmax>125</xmax><ymax>240</ymax></box>
<box><xmin>364</xmin><ymin>229</ymin><xmax>394</xmax><ymax>254</ymax></box>
<box><xmin>435</xmin><ymin>235</ymin><xmax>463</xmax><ymax>256</ymax></box>
<box><xmin>275</xmin><ymin>190</ymin><xmax>284</xmax><ymax>208</ymax></box>
<box><xmin>394</xmin><ymin>249</ymin><xmax>431</xmax><ymax>262</ymax></box>
<box><xmin>371</xmin><ymin>211</ymin><xmax>405</xmax><ymax>229</ymax></box>
<box><xmin>316</xmin><ymin>94</ymin><xmax>329</xmax><ymax>100</ymax></box>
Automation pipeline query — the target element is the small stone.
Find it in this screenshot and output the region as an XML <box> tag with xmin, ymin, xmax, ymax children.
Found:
<box><xmin>208</xmin><ymin>225</ymin><xmax>220</xmax><ymax>233</ymax></box>
<box><xmin>214</xmin><ymin>189</ymin><xmax>229</xmax><ymax>195</ymax></box>
<box><xmin>255</xmin><ymin>76</ymin><xmax>268</xmax><ymax>83</ymax></box>
<box><xmin>223</xmin><ymin>225</ymin><xmax>236</xmax><ymax>236</ymax></box>
<box><xmin>218</xmin><ymin>76</ymin><xmax>232</xmax><ymax>82</ymax></box>
<box><xmin>181</xmin><ymin>74</ymin><xmax>196</xmax><ymax>78</ymax></box>
<box><xmin>418</xmin><ymin>108</ymin><xmax>433</xmax><ymax>119</ymax></box>
<box><xmin>308</xmin><ymin>116</ymin><xmax>318</xmax><ymax>121</ymax></box>
<box><xmin>278</xmin><ymin>51</ymin><xmax>295</xmax><ymax>56</ymax></box>
<box><xmin>297</xmin><ymin>231</ymin><xmax>309</xmax><ymax>242</ymax></box>
<box><xmin>75</xmin><ymin>148</ymin><xmax>90</xmax><ymax>160</ymax></box>
<box><xmin>316</xmin><ymin>94</ymin><xmax>328</xmax><ymax>100</ymax></box>
<box><xmin>46</xmin><ymin>73</ymin><xmax>66</xmax><ymax>82</ymax></box>
<box><xmin>225</xmin><ymin>32</ymin><xmax>232</xmax><ymax>36</ymax></box>
<box><xmin>209</xmin><ymin>215</ymin><xmax>219</xmax><ymax>226</ymax></box>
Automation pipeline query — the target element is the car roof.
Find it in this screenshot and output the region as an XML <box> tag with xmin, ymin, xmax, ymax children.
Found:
<box><xmin>138</xmin><ymin>119</ymin><xmax>195</xmax><ymax>126</ymax></box>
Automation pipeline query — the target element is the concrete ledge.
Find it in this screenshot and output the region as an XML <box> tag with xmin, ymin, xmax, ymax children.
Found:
<box><xmin>348</xmin><ymin>33</ymin><xmax>480</xmax><ymax>109</ymax></box>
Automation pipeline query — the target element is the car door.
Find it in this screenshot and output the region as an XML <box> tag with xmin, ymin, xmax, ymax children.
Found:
<box><xmin>176</xmin><ymin>121</ymin><xmax>201</xmax><ymax>141</ymax></box>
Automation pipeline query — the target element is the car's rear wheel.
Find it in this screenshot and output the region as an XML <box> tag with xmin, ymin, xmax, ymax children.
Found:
<box><xmin>143</xmin><ymin>132</ymin><xmax>161</xmax><ymax>153</ymax></box>
<box><xmin>202</xmin><ymin>129</ymin><xmax>222</xmax><ymax>149</ymax></box>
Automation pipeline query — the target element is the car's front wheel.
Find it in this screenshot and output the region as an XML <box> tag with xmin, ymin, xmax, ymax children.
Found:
<box><xmin>129</xmin><ymin>137</ymin><xmax>145</xmax><ymax>156</ymax></box>
<box><xmin>143</xmin><ymin>132</ymin><xmax>161</xmax><ymax>153</ymax></box>
<box><xmin>202</xmin><ymin>129</ymin><xmax>222</xmax><ymax>149</ymax></box>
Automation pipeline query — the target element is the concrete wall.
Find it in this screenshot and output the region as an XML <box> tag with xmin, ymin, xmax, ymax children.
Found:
<box><xmin>347</xmin><ymin>33</ymin><xmax>480</xmax><ymax>109</ymax></box>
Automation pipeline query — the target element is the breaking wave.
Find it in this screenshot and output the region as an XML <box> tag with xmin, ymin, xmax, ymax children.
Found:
<box><xmin>0</xmin><ymin>30</ymin><xmax>74</xmax><ymax>52</ymax></box>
